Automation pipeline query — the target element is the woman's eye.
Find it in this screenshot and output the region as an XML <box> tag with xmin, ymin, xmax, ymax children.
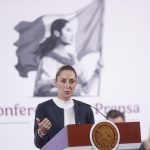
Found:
<box><xmin>70</xmin><ymin>80</ymin><xmax>75</xmax><ymax>84</ymax></box>
<box><xmin>61</xmin><ymin>80</ymin><xmax>66</xmax><ymax>83</ymax></box>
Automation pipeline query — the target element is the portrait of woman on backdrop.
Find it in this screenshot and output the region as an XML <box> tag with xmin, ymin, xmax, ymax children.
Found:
<box><xmin>14</xmin><ymin>0</ymin><xmax>104</xmax><ymax>97</ymax></box>
<box><xmin>33</xmin><ymin>18</ymin><xmax>101</xmax><ymax>97</ymax></box>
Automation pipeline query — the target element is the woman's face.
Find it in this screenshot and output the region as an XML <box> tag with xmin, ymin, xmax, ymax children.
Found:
<box><xmin>59</xmin><ymin>23</ymin><xmax>74</xmax><ymax>45</ymax></box>
<box><xmin>55</xmin><ymin>70</ymin><xmax>77</xmax><ymax>101</ymax></box>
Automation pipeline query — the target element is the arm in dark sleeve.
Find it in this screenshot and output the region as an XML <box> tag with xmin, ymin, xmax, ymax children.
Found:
<box><xmin>74</xmin><ymin>100</ymin><xmax>95</xmax><ymax>124</ymax></box>
<box><xmin>86</xmin><ymin>106</ymin><xmax>95</xmax><ymax>124</ymax></box>
<box><xmin>34</xmin><ymin>104</ymin><xmax>49</xmax><ymax>149</ymax></box>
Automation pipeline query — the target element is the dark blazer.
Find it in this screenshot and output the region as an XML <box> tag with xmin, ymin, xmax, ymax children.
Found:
<box><xmin>34</xmin><ymin>99</ymin><xmax>95</xmax><ymax>148</ymax></box>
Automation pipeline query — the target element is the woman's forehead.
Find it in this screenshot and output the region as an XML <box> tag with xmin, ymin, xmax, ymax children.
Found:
<box><xmin>58</xmin><ymin>70</ymin><xmax>76</xmax><ymax>78</ymax></box>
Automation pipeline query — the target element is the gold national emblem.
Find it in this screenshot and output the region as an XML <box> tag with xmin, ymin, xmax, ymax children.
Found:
<box><xmin>90</xmin><ymin>121</ymin><xmax>120</xmax><ymax>150</ymax></box>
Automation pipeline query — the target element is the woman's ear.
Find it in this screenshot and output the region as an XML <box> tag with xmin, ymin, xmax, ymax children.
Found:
<box><xmin>54</xmin><ymin>30</ymin><xmax>60</xmax><ymax>38</ymax></box>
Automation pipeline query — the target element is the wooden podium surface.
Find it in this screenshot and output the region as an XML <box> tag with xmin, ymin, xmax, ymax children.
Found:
<box><xmin>41</xmin><ymin>122</ymin><xmax>141</xmax><ymax>150</ymax></box>
<box><xmin>115</xmin><ymin>122</ymin><xmax>141</xmax><ymax>144</ymax></box>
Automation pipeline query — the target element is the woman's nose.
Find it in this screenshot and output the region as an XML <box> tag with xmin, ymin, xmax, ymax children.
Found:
<box><xmin>66</xmin><ymin>81</ymin><xmax>70</xmax><ymax>88</ymax></box>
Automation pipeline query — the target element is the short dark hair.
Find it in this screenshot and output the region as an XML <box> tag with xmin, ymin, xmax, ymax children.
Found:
<box><xmin>55</xmin><ymin>65</ymin><xmax>77</xmax><ymax>80</ymax></box>
<box><xmin>106</xmin><ymin>109</ymin><xmax>125</xmax><ymax>121</ymax></box>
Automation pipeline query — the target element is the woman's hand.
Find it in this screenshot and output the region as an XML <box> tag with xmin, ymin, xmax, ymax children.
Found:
<box><xmin>36</xmin><ymin>118</ymin><xmax>52</xmax><ymax>138</ymax></box>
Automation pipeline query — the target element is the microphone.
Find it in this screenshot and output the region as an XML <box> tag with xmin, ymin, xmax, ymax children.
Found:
<box><xmin>87</xmin><ymin>104</ymin><xmax>107</xmax><ymax>119</ymax></box>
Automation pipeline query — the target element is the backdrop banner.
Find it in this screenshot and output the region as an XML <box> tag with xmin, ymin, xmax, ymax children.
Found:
<box><xmin>0</xmin><ymin>0</ymin><xmax>150</xmax><ymax>150</ymax></box>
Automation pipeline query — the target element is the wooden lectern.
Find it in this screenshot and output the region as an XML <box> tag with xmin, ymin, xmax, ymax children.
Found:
<box><xmin>41</xmin><ymin>122</ymin><xmax>141</xmax><ymax>150</ymax></box>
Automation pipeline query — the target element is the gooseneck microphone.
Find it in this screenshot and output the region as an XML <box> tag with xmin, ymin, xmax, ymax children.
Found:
<box><xmin>87</xmin><ymin>104</ymin><xmax>107</xmax><ymax>119</ymax></box>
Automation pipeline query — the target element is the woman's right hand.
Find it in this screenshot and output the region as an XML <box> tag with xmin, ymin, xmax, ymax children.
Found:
<box><xmin>36</xmin><ymin>118</ymin><xmax>52</xmax><ymax>138</ymax></box>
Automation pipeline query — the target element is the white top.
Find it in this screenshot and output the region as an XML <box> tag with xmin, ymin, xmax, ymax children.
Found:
<box><xmin>53</xmin><ymin>98</ymin><xmax>75</xmax><ymax>126</ymax></box>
